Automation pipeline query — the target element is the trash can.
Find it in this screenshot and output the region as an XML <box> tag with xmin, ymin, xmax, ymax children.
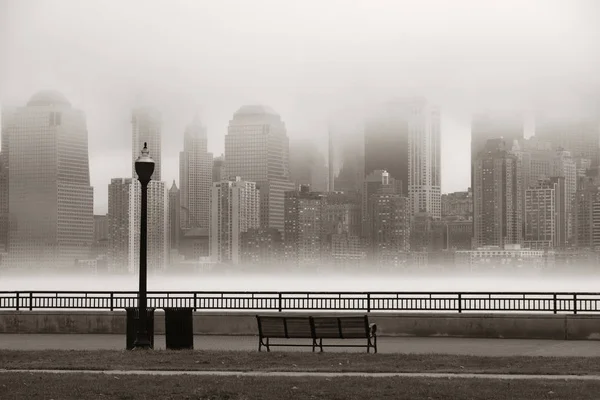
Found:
<box><xmin>125</xmin><ymin>307</ymin><xmax>155</xmax><ymax>350</ymax></box>
<box><xmin>164</xmin><ymin>308</ymin><xmax>194</xmax><ymax>350</ymax></box>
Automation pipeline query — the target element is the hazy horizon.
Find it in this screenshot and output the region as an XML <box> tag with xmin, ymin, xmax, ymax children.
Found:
<box><xmin>2</xmin><ymin>270</ymin><xmax>600</xmax><ymax>292</ymax></box>
<box><xmin>2</xmin><ymin>0</ymin><xmax>598</xmax><ymax>214</ymax></box>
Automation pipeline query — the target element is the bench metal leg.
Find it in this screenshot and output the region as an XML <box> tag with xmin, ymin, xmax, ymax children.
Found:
<box><xmin>319</xmin><ymin>338</ymin><xmax>324</xmax><ymax>353</ymax></box>
<box><xmin>372</xmin><ymin>335</ymin><xmax>378</xmax><ymax>354</ymax></box>
<box><xmin>365</xmin><ymin>336</ymin><xmax>377</xmax><ymax>353</ymax></box>
<box><xmin>312</xmin><ymin>339</ymin><xmax>317</xmax><ymax>353</ymax></box>
<box><xmin>266</xmin><ymin>337</ymin><xmax>271</xmax><ymax>352</ymax></box>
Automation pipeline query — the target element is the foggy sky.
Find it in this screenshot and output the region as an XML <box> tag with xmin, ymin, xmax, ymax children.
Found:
<box><xmin>0</xmin><ymin>0</ymin><xmax>598</xmax><ymax>214</ymax></box>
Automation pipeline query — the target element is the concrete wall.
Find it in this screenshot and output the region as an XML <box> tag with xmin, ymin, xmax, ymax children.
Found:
<box><xmin>0</xmin><ymin>311</ymin><xmax>599</xmax><ymax>340</ymax></box>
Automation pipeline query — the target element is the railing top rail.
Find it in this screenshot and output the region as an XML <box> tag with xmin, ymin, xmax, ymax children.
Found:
<box><xmin>1</xmin><ymin>291</ymin><xmax>600</xmax><ymax>296</ymax></box>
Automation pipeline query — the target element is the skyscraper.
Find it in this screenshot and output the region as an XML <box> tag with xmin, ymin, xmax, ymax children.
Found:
<box><xmin>364</xmin><ymin>102</ymin><xmax>409</xmax><ymax>195</ymax></box>
<box><xmin>0</xmin><ymin>107</ymin><xmax>14</xmax><ymax>254</ymax></box>
<box><xmin>471</xmin><ymin>114</ymin><xmax>524</xmax><ymax>161</ymax></box>
<box><xmin>553</xmin><ymin>149</ymin><xmax>577</xmax><ymax>241</ymax></box>
<box><xmin>210</xmin><ymin>177</ymin><xmax>260</xmax><ymax>264</ymax></box>
<box><xmin>168</xmin><ymin>181</ymin><xmax>180</xmax><ymax>250</ymax></box>
<box><xmin>573</xmin><ymin>175</ymin><xmax>600</xmax><ymax>249</ymax></box>
<box><xmin>329</xmin><ymin>122</ymin><xmax>364</xmax><ymax>194</ymax></box>
<box><xmin>130</xmin><ymin>108</ymin><xmax>168</xmax><ymax>272</ymax></box>
<box><xmin>284</xmin><ymin>185</ymin><xmax>325</xmax><ymax>266</ymax></box>
<box><xmin>368</xmin><ymin>182</ymin><xmax>411</xmax><ymax>266</ymax></box>
<box><xmin>143</xmin><ymin>181</ymin><xmax>169</xmax><ymax>272</ymax></box>
<box><xmin>212</xmin><ymin>155</ymin><xmax>225</xmax><ymax>183</ymax></box>
<box><xmin>524</xmin><ymin>177</ymin><xmax>567</xmax><ymax>249</ymax></box>
<box><xmin>365</xmin><ymin>99</ymin><xmax>441</xmax><ymax>218</ymax></box>
<box><xmin>322</xmin><ymin>192</ymin><xmax>363</xmax><ymax>266</ymax></box>
<box><xmin>536</xmin><ymin>117</ymin><xmax>600</xmax><ymax>167</ymax></box>
<box><xmin>108</xmin><ymin>178</ymin><xmax>133</xmax><ymax>272</ymax></box>
<box><xmin>471</xmin><ymin>114</ymin><xmax>524</xmax><ymax>242</ymax></box>
<box><xmin>94</xmin><ymin>215</ymin><xmax>109</xmax><ymax>242</ymax></box>
<box><xmin>407</xmin><ymin>99</ymin><xmax>441</xmax><ymax>218</ymax></box>
<box><xmin>3</xmin><ymin>91</ymin><xmax>94</xmax><ymax>269</ymax></box>
<box><xmin>179</xmin><ymin>117</ymin><xmax>213</xmax><ymax>230</ymax></box>
<box><xmin>131</xmin><ymin>108</ymin><xmax>161</xmax><ymax>180</ymax></box>
<box><xmin>361</xmin><ymin>170</ymin><xmax>401</xmax><ymax>237</ymax></box>
<box><xmin>289</xmin><ymin>140</ymin><xmax>328</xmax><ymax>192</ymax></box>
<box><xmin>473</xmin><ymin>139</ymin><xmax>523</xmax><ymax>247</ymax></box>
<box><xmin>225</xmin><ymin>105</ymin><xmax>294</xmax><ymax>232</ymax></box>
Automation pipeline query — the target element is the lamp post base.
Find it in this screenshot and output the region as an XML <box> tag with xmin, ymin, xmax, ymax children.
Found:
<box><xmin>133</xmin><ymin>333</ymin><xmax>152</xmax><ymax>350</ymax></box>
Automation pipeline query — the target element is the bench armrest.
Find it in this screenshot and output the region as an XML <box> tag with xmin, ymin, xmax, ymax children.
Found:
<box><xmin>369</xmin><ymin>323</ymin><xmax>377</xmax><ymax>337</ymax></box>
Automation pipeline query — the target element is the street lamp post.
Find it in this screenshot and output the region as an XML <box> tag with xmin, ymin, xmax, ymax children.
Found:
<box><xmin>133</xmin><ymin>142</ymin><xmax>155</xmax><ymax>350</ymax></box>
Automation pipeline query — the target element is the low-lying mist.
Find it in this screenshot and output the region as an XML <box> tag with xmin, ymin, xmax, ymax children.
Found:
<box><xmin>2</xmin><ymin>268</ymin><xmax>599</xmax><ymax>292</ymax></box>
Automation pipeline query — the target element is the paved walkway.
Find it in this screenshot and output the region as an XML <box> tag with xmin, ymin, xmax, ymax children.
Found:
<box><xmin>2</xmin><ymin>369</ymin><xmax>600</xmax><ymax>380</ymax></box>
<box><xmin>2</xmin><ymin>334</ymin><xmax>600</xmax><ymax>357</ymax></box>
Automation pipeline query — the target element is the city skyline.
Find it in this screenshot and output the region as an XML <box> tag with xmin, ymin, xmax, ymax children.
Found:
<box><xmin>3</xmin><ymin>0</ymin><xmax>598</xmax><ymax>214</ymax></box>
<box><xmin>0</xmin><ymin>91</ymin><xmax>593</xmax><ymax>219</ymax></box>
<box><xmin>1</xmin><ymin>90</ymin><xmax>600</xmax><ymax>272</ymax></box>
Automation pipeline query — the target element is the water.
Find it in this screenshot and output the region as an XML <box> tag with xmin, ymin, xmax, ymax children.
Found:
<box><xmin>1</xmin><ymin>272</ymin><xmax>599</xmax><ymax>293</ymax></box>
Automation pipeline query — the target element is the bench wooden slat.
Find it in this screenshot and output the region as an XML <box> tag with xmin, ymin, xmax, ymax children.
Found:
<box><xmin>312</xmin><ymin>317</ymin><xmax>341</xmax><ymax>338</ymax></box>
<box><xmin>258</xmin><ymin>316</ymin><xmax>287</xmax><ymax>338</ymax></box>
<box><xmin>339</xmin><ymin>316</ymin><xmax>369</xmax><ymax>338</ymax></box>
<box><xmin>285</xmin><ymin>317</ymin><xmax>312</xmax><ymax>338</ymax></box>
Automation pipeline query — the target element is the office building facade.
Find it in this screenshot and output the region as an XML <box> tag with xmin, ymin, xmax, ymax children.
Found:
<box><xmin>225</xmin><ymin>105</ymin><xmax>294</xmax><ymax>232</ymax></box>
<box><xmin>3</xmin><ymin>91</ymin><xmax>94</xmax><ymax>269</ymax></box>
<box><xmin>179</xmin><ymin>117</ymin><xmax>213</xmax><ymax>230</ymax></box>
<box><xmin>210</xmin><ymin>177</ymin><xmax>260</xmax><ymax>264</ymax></box>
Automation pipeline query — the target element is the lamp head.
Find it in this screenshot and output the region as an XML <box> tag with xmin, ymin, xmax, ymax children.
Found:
<box><xmin>135</xmin><ymin>142</ymin><xmax>155</xmax><ymax>184</ymax></box>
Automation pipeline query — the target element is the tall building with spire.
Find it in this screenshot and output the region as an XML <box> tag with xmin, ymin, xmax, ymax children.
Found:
<box><xmin>179</xmin><ymin>117</ymin><xmax>213</xmax><ymax>230</ymax></box>
<box><xmin>3</xmin><ymin>91</ymin><xmax>94</xmax><ymax>269</ymax></box>
<box><xmin>130</xmin><ymin>108</ymin><xmax>168</xmax><ymax>272</ymax></box>
<box><xmin>225</xmin><ymin>105</ymin><xmax>294</xmax><ymax>232</ymax></box>
<box><xmin>407</xmin><ymin>98</ymin><xmax>441</xmax><ymax>218</ymax></box>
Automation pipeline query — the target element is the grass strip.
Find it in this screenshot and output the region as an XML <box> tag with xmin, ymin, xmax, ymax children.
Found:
<box><xmin>0</xmin><ymin>372</ymin><xmax>597</xmax><ymax>400</ymax></box>
<box><xmin>1</xmin><ymin>350</ymin><xmax>599</xmax><ymax>375</ymax></box>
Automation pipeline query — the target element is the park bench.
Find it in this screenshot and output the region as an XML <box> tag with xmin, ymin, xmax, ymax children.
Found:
<box><xmin>256</xmin><ymin>315</ymin><xmax>377</xmax><ymax>353</ymax></box>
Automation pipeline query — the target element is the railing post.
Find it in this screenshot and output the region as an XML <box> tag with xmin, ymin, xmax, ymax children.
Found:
<box><xmin>553</xmin><ymin>293</ymin><xmax>557</xmax><ymax>314</ymax></box>
<box><xmin>367</xmin><ymin>293</ymin><xmax>371</xmax><ymax>313</ymax></box>
<box><xmin>573</xmin><ymin>294</ymin><xmax>578</xmax><ymax>315</ymax></box>
<box><xmin>278</xmin><ymin>293</ymin><xmax>282</xmax><ymax>312</ymax></box>
<box><xmin>458</xmin><ymin>293</ymin><xmax>462</xmax><ymax>314</ymax></box>
<box><xmin>29</xmin><ymin>293</ymin><xmax>33</xmax><ymax>311</ymax></box>
<box><xmin>110</xmin><ymin>293</ymin><xmax>114</xmax><ymax>311</ymax></box>
<box><xmin>193</xmin><ymin>293</ymin><xmax>197</xmax><ymax>311</ymax></box>
<box><xmin>16</xmin><ymin>293</ymin><xmax>19</xmax><ymax>311</ymax></box>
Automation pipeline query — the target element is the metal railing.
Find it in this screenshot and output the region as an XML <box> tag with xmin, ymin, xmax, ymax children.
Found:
<box><xmin>0</xmin><ymin>291</ymin><xmax>599</xmax><ymax>314</ymax></box>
